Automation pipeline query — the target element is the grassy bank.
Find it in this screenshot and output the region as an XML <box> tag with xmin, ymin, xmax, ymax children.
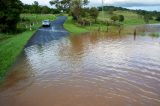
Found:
<box><xmin>98</xmin><ymin>10</ymin><xmax>158</xmax><ymax>26</ymax></box>
<box><xmin>64</xmin><ymin>16</ymin><xmax>126</xmax><ymax>35</ymax></box>
<box><xmin>0</xmin><ymin>14</ymin><xmax>55</xmax><ymax>79</ymax></box>
<box><xmin>64</xmin><ymin>10</ymin><xmax>159</xmax><ymax>34</ymax></box>
<box><xmin>0</xmin><ymin>31</ymin><xmax>35</xmax><ymax>78</ymax></box>
<box><xmin>64</xmin><ymin>17</ymin><xmax>89</xmax><ymax>34</ymax></box>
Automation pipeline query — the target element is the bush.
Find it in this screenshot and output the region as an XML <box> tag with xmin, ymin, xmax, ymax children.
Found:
<box><xmin>111</xmin><ymin>15</ymin><xmax>119</xmax><ymax>22</ymax></box>
<box><xmin>77</xmin><ymin>18</ymin><xmax>91</xmax><ymax>26</ymax></box>
<box><xmin>118</xmin><ymin>15</ymin><xmax>124</xmax><ymax>22</ymax></box>
<box><xmin>89</xmin><ymin>7</ymin><xmax>99</xmax><ymax>22</ymax></box>
<box><xmin>0</xmin><ymin>0</ymin><xmax>22</xmax><ymax>33</ymax></box>
<box><xmin>143</xmin><ymin>15</ymin><xmax>150</xmax><ymax>23</ymax></box>
<box><xmin>155</xmin><ymin>16</ymin><xmax>160</xmax><ymax>21</ymax></box>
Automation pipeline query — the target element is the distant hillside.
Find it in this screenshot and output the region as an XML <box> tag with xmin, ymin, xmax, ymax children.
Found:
<box><xmin>98</xmin><ymin>6</ymin><xmax>129</xmax><ymax>11</ymax></box>
<box><xmin>98</xmin><ymin>6</ymin><xmax>160</xmax><ymax>18</ymax></box>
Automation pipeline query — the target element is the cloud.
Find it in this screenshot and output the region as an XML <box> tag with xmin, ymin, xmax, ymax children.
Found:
<box><xmin>20</xmin><ymin>0</ymin><xmax>160</xmax><ymax>11</ymax></box>
<box><xmin>89</xmin><ymin>0</ymin><xmax>160</xmax><ymax>7</ymax></box>
<box><xmin>21</xmin><ymin>0</ymin><xmax>50</xmax><ymax>6</ymax></box>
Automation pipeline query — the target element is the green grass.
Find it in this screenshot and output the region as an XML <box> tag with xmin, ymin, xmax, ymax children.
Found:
<box><xmin>64</xmin><ymin>16</ymin><xmax>109</xmax><ymax>34</ymax></box>
<box><xmin>64</xmin><ymin>10</ymin><xmax>159</xmax><ymax>34</ymax></box>
<box><xmin>64</xmin><ymin>16</ymin><xmax>121</xmax><ymax>34</ymax></box>
<box><xmin>19</xmin><ymin>14</ymin><xmax>56</xmax><ymax>30</ymax></box>
<box><xmin>98</xmin><ymin>10</ymin><xmax>158</xmax><ymax>26</ymax></box>
<box><xmin>64</xmin><ymin>17</ymin><xmax>89</xmax><ymax>34</ymax></box>
<box><xmin>0</xmin><ymin>14</ymin><xmax>56</xmax><ymax>79</ymax></box>
<box><xmin>0</xmin><ymin>31</ymin><xmax>35</xmax><ymax>78</ymax></box>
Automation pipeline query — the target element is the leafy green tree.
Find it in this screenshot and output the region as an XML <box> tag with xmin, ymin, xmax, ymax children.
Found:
<box><xmin>22</xmin><ymin>3</ymin><xmax>59</xmax><ymax>14</ymax></box>
<box><xmin>111</xmin><ymin>15</ymin><xmax>119</xmax><ymax>22</ymax></box>
<box><xmin>41</xmin><ymin>6</ymin><xmax>51</xmax><ymax>14</ymax></box>
<box><xmin>50</xmin><ymin>0</ymin><xmax>72</xmax><ymax>12</ymax></box>
<box><xmin>50</xmin><ymin>0</ymin><xmax>89</xmax><ymax>20</ymax></box>
<box><xmin>0</xmin><ymin>0</ymin><xmax>22</xmax><ymax>32</ymax></box>
<box><xmin>143</xmin><ymin>15</ymin><xmax>149</xmax><ymax>24</ymax></box>
<box><xmin>31</xmin><ymin>1</ymin><xmax>41</xmax><ymax>13</ymax></box>
<box><xmin>70</xmin><ymin>0</ymin><xmax>89</xmax><ymax>20</ymax></box>
<box><xmin>80</xmin><ymin>8</ymin><xmax>90</xmax><ymax>17</ymax></box>
<box><xmin>118</xmin><ymin>15</ymin><xmax>124</xmax><ymax>22</ymax></box>
<box><xmin>89</xmin><ymin>7</ymin><xmax>99</xmax><ymax>22</ymax></box>
<box><xmin>155</xmin><ymin>16</ymin><xmax>160</xmax><ymax>21</ymax></box>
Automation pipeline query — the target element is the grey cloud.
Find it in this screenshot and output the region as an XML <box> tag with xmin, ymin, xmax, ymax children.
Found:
<box><xmin>112</xmin><ymin>2</ymin><xmax>160</xmax><ymax>7</ymax></box>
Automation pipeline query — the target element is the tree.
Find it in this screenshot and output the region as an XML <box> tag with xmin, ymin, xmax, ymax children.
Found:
<box><xmin>31</xmin><ymin>1</ymin><xmax>41</xmax><ymax>13</ymax></box>
<box><xmin>111</xmin><ymin>15</ymin><xmax>118</xmax><ymax>22</ymax></box>
<box><xmin>22</xmin><ymin>3</ymin><xmax>59</xmax><ymax>14</ymax></box>
<box><xmin>50</xmin><ymin>0</ymin><xmax>89</xmax><ymax>20</ymax></box>
<box><xmin>89</xmin><ymin>7</ymin><xmax>99</xmax><ymax>22</ymax></box>
<box><xmin>143</xmin><ymin>15</ymin><xmax>149</xmax><ymax>24</ymax></box>
<box><xmin>118</xmin><ymin>15</ymin><xmax>124</xmax><ymax>22</ymax></box>
<box><xmin>0</xmin><ymin>0</ymin><xmax>22</xmax><ymax>32</ymax></box>
<box><xmin>41</xmin><ymin>6</ymin><xmax>51</xmax><ymax>14</ymax></box>
<box><xmin>50</xmin><ymin>0</ymin><xmax>72</xmax><ymax>13</ymax></box>
<box><xmin>70</xmin><ymin>0</ymin><xmax>89</xmax><ymax>20</ymax></box>
<box><xmin>155</xmin><ymin>16</ymin><xmax>160</xmax><ymax>21</ymax></box>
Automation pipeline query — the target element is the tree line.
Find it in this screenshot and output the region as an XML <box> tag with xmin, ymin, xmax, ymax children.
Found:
<box><xmin>22</xmin><ymin>1</ymin><xmax>60</xmax><ymax>14</ymax></box>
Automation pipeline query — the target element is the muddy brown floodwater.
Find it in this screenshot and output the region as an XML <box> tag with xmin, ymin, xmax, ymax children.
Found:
<box><xmin>0</xmin><ymin>32</ymin><xmax>160</xmax><ymax>106</ymax></box>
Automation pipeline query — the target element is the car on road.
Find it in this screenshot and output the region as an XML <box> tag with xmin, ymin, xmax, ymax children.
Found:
<box><xmin>42</xmin><ymin>20</ymin><xmax>50</xmax><ymax>27</ymax></box>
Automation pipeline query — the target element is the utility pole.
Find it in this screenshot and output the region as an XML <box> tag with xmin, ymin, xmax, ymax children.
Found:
<box><xmin>102</xmin><ymin>0</ymin><xmax>104</xmax><ymax>20</ymax></box>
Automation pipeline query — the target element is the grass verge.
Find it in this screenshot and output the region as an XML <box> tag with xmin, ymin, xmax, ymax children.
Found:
<box><xmin>0</xmin><ymin>14</ymin><xmax>56</xmax><ymax>80</ymax></box>
<box><xmin>0</xmin><ymin>31</ymin><xmax>35</xmax><ymax>79</ymax></box>
<box><xmin>64</xmin><ymin>17</ymin><xmax>89</xmax><ymax>34</ymax></box>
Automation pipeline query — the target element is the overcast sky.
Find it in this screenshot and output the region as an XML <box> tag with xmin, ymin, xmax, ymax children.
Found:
<box><xmin>20</xmin><ymin>0</ymin><xmax>160</xmax><ymax>11</ymax></box>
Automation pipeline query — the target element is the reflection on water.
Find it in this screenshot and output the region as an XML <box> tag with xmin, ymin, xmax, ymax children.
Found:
<box><xmin>0</xmin><ymin>32</ymin><xmax>160</xmax><ymax>106</ymax></box>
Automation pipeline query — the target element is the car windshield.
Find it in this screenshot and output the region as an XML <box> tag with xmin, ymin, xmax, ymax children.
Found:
<box><xmin>43</xmin><ymin>20</ymin><xmax>49</xmax><ymax>22</ymax></box>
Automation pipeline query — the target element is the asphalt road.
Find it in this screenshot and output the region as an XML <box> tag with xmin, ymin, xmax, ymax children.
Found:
<box><xmin>26</xmin><ymin>16</ymin><xmax>69</xmax><ymax>47</ymax></box>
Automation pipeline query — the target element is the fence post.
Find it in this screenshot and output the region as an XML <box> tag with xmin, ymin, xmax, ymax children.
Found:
<box><xmin>30</xmin><ymin>24</ymin><xmax>32</xmax><ymax>30</ymax></box>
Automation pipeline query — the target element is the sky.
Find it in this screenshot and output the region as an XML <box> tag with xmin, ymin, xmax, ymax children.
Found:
<box><xmin>20</xmin><ymin>0</ymin><xmax>160</xmax><ymax>11</ymax></box>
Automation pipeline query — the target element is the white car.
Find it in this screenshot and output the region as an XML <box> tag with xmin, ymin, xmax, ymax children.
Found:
<box><xmin>42</xmin><ymin>20</ymin><xmax>50</xmax><ymax>27</ymax></box>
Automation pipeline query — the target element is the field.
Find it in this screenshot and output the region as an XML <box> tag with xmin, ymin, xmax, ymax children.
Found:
<box><xmin>98</xmin><ymin>10</ymin><xmax>158</xmax><ymax>25</ymax></box>
<box><xmin>64</xmin><ymin>10</ymin><xmax>159</xmax><ymax>34</ymax></box>
<box><xmin>0</xmin><ymin>14</ymin><xmax>56</xmax><ymax>79</ymax></box>
<box><xmin>64</xmin><ymin>16</ymin><xmax>116</xmax><ymax>34</ymax></box>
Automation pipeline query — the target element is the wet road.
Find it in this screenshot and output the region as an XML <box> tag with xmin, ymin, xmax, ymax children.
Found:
<box><xmin>0</xmin><ymin>23</ymin><xmax>160</xmax><ymax>106</ymax></box>
<box><xmin>26</xmin><ymin>16</ymin><xmax>69</xmax><ymax>47</ymax></box>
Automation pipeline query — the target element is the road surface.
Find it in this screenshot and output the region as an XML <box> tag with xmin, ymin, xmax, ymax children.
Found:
<box><xmin>26</xmin><ymin>16</ymin><xmax>69</xmax><ymax>47</ymax></box>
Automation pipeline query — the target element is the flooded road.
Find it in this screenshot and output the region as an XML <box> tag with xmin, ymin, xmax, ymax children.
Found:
<box><xmin>26</xmin><ymin>16</ymin><xmax>69</xmax><ymax>47</ymax></box>
<box><xmin>0</xmin><ymin>31</ymin><xmax>160</xmax><ymax>105</ymax></box>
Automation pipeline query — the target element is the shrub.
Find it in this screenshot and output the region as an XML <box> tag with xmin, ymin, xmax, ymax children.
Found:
<box><xmin>155</xmin><ymin>16</ymin><xmax>160</xmax><ymax>21</ymax></box>
<box><xmin>118</xmin><ymin>15</ymin><xmax>124</xmax><ymax>22</ymax></box>
<box><xmin>111</xmin><ymin>15</ymin><xmax>119</xmax><ymax>22</ymax></box>
<box><xmin>89</xmin><ymin>7</ymin><xmax>99</xmax><ymax>22</ymax></box>
<box><xmin>143</xmin><ymin>15</ymin><xmax>150</xmax><ymax>23</ymax></box>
